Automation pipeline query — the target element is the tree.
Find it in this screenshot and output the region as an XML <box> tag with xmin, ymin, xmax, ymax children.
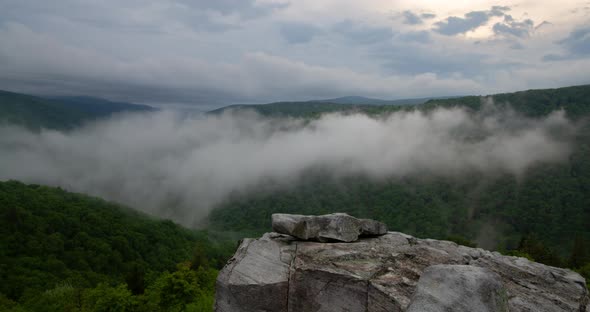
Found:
<box><xmin>84</xmin><ymin>283</ymin><xmax>136</xmax><ymax>312</ymax></box>
<box><xmin>517</xmin><ymin>235</ymin><xmax>563</xmax><ymax>267</ymax></box>
<box><xmin>155</xmin><ymin>262</ymin><xmax>201</xmax><ymax>311</ymax></box>
<box><xmin>22</xmin><ymin>284</ymin><xmax>82</xmax><ymax>312</ymax></box>
<box><xmin>190</xmin><ymin>242</ymin><xmax>209</xmax><ymax>270</ymax></box>
<box><xmin>125</xmin><ymin>263</ymin><xmax>146</xmax><ymax>295</ymax></box>
<box><xmin>569</xmin><ymin>235</ymin><xmax>589</xmax><ymax>268</ymax></box>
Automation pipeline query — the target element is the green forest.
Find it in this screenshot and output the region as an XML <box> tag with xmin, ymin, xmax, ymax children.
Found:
<box><xmin>0</xmin><ymin>181</ymin><xmax>234</xmax><ymax>311</ymax></box>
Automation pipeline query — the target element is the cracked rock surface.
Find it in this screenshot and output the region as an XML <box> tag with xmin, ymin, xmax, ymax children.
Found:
<box><xmin>406</xmin><ymin>264</ymin><xmax>508</xmax><ymax>312</ymax></box>
<box><xmin>214</xmin><ymin>232</ymin><xmax>589</xmax><ymax>312</ymax></box>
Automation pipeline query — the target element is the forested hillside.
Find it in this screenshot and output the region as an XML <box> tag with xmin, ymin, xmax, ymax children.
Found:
<box><xmin>0</xmin><ymin>90</ymin><xmax>154</xmax><ymax>131</ymax></box>
<box><xmin>0</xmin><ymin>181</ymin><xmax>234</xmax><ymax>311</ymax></box>
<box><xmin>336</xmin><ymin>84</ymin><xmax>590</xmax><ymax>118</ymax></box>
<box><xmin>421</xmin><ymin>84</ymin><xmax>590</xmax><ymax>118</ymax></box>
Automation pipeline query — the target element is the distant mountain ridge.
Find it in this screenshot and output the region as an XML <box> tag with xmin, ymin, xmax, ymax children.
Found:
<box><xmin>4</xmin><ymin>84</ymin><xmax>590</xmax><ymax>129</ymax></box>
<box><xmin>315</xmin><ymin>95</ymin><xmax>456</xmax><ymax>105</ymax></box>
<box><xmin>48</xmin><ymin>96</ymin><xmax>156</xmax><ymax>116</ymax></box>
<box><xmin>209</xmin><ymin>85</ymin><xmax>590</xmax><ymax>118</ymax></box>
<box><xmin>207</xmin><ymin>95</ymin><xmax>447</xmax><ymax>117</ymax></box>
<box><xmin>208</xmin><ymin>95</ymin><xmax>458</xmax><ymax>117</ymax></box>
<box><xmin>0</xmin><ymin>90</ymin><xmax>155</xmax><ymax>130</ymax></box>
<box><xmin>207</xmin><ymin>101</ymin><xmax>364</xmax><ymax>117</ymax></box>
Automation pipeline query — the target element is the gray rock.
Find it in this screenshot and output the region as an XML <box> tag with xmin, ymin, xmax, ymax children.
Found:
<box><xmin>271</xmin><ymin>213</ymin><xmax>387</xmax><ymax>242</ymax></box>
<box><xmin>215</xmin><ymin>231</ymin><xmax>589</xmax><ymax>312</ymax></box>
<box><xmin>406</xmin><ymin>265</ymin><xmax>508</xmax><ymax>312</ymax></box>
<box><xmin>214</xmin><ymin>233</ymin><xmax>296</xmax><ymax>312</ymax></box>
<box><xmin>360</xmin><ymin>218</ymin><xmax>388</xmax><ymax>236</ymax></box>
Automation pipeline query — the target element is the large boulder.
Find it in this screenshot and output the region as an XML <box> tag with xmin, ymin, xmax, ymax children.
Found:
<box><xmin>215</xmin><ymin>231</ymin><xmax>589</xmax><ymax>312</ymax></box>
<box><xmin>271</xmin><ymin>213</ymin><xmax>387</xmax><ymax>242</ymax></box>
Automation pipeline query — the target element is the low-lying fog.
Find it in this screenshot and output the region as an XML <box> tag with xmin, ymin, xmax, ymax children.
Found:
<box><xmin>0</xmin><ymin>101</ymin><xmax>577</xmax><ymax>226</ymax></box>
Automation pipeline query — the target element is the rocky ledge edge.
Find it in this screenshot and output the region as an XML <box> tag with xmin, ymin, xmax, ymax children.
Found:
<box><xmin>215</xmin><ymin>214</ymin><xmax>589</xmax><ymax>312</ymax></box>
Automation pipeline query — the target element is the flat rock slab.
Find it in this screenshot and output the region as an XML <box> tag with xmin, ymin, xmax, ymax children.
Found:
<box><xmin>271</xmin><ymin>213</ymin><xmax>387</xmax><ymax>242</ymax></box>
<box><xmin>215</xmin><ymin>232</ymin><xmax>589</xmax><ymax>312</ymax></box>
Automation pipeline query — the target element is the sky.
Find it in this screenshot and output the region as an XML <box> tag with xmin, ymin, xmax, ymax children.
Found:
<box><xmin>0</xmin><ymin>0</ymin><xmax>589</xmax><ymax>108</ymax></box>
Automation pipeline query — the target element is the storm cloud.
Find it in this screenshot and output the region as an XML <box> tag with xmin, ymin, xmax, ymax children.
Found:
<box><xmin>0</xmin><ymin>103</ymin><xmax>577</xmax><ymax>227</ymax></box>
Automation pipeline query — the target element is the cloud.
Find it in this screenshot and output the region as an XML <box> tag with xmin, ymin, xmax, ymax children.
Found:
<box><xmin>237</xmin><ymin>52</ymin><xmax>482</xmax><ymax>99</ymax></box>
<box><xmin>432</xmin><ymin>5</ymin><xmax>536</xmax><ymax>39</ymax></box>
<box><xmin>333</xmin><ymin>20</ymin><xmax>393</xmax><ymax>44</ymax></box>
<box><xmin>542</xmin><ymin>54</ymin><xmax>564</xmax><ymax>61</ymax></box>
<box><xmin>510</xmin><ymin>42</ymin><xmax>525</xmax><ymax>50</ymax></box>
<box><xmin>396</xmin><ymin>30</ymin><xmax>432</xmax><ymax>44</ymax></box>
<box><xmin>402</xmin><ymin>11</ymin><xmax>424</xmax><ymax>25</ymax></box>
<box><xmin>490</xmin><ymin>6</ymin><xmax>511</xmax><ymax>17</ymax></box>
<box><xmin>373</xmin><ymin>40</ymin><xmax>495</xmax><ymax>77</ymax></box>
<box><xmin>544</xmin><ymin>26</ymin><xmax>590</xmax><ymax>61</ymax></box>
<box><xmin>493</xmin><ymin>17</ymin><xmax>534</xmax><ymax>38</ymax></box>
<box><xmin>534</xmin><ymin>21</ymin><xmax>552</xmax><ymax>31</ymax></box>
<box><xmin>0</xmin><ymin>23</ymin><xmax>484</xmax><ymax>103</ymax></box>
<box><xmin>433</xmin><ymin>6</ymin><xmax>511</xmax><ymax>36</ymax></box>
<box><xmin>0</xmin><ymin>103</ymin><xmax>577</xmax><ymax>226</ymax></box>
<box><xmin>1</xmin><ymin>0</ymin><xmax>287</xmax><ymax>33</ymax></box>
<box><xmin>178</xmin><ymin>0</ymin><xmax>288</xmax><ymax>18</ymax></box>
<box><xmin>433</xmin><ymin>11</ymin><xmax>492</xmax><ymax>35</ymax></box>
<box><xmin>400</xmin><ymin>11</ymin><xmax>436</xmax><ymax>25</ymax></box>
<box><xmin>280</xmin><ymin>22</ymin><xmax>320</xmax><ymax>44</ymax></box>
<box><xmin>559</xmin><ymin>26</ymin><xmax>590</xmax><ymax>55</ymax></box>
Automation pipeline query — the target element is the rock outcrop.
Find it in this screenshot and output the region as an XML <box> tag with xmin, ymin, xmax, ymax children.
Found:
<box><xmin>215</xmin><ymin>216</ymin><xmax>589</xmax><ymax>312</ymax></box>
<box><xmin>272</xmin><ymin>213</ymin><xmax>388</xmax><ymax>242</ymax></box>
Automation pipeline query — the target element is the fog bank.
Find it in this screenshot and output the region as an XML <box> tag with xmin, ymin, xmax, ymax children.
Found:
<box><xmin>0</xmin><ymin>104</ymin><xmax>577</xmax><ymax>226</ymax></box>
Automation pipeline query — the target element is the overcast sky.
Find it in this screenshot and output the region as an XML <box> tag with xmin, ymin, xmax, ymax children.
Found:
<box><xmin>1</xmin><ymin>0</ymin><xmax>589</xmax><ymax>108</ymax></box>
